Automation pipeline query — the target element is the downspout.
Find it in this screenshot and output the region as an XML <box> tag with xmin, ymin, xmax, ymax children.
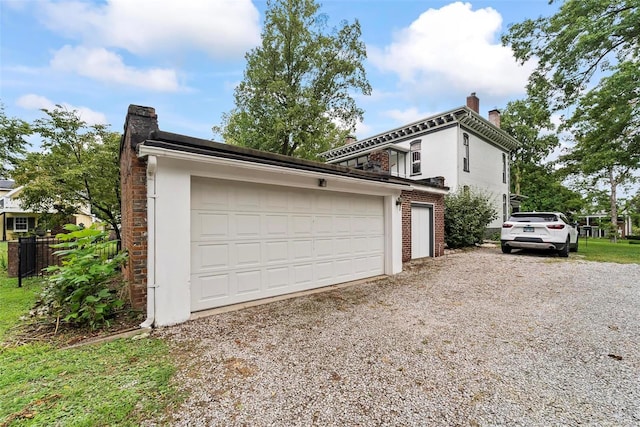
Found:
<box><xmin>140</xmin><ymin>155</ymin><xmax>158</xmax><ymax>329</ymax></box>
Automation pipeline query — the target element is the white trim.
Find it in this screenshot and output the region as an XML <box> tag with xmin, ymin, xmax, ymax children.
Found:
<box><xmin>137</xmin><ymin>144</ymin><xmax>410</xmax><ymax>195</ymax></box>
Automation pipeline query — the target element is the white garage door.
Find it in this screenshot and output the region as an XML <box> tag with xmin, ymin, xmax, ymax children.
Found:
<box><xmin>411</xmin><ymin>204</ymin><xmax>432</xmax><ymax>259</ymax></box>
<box><xmin>190</xmin><ymin>177</ymin><xmax>385</xmax><ymax>312</ymax></box>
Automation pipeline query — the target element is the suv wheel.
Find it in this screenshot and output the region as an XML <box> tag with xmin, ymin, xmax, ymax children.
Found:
<box><xmin>501</xmin><ymin>244</ymin><xmax>512</xmax><ymax>254</ymax></box>
<box><xmin>558</xmin><ymin>236</ymin><xmax>570</xmax><ymax>258</ymax></box>
<box><xmin>570</xmin><ymin>236</ymin><xmax>578</xmax><ymax>252</ymax></box>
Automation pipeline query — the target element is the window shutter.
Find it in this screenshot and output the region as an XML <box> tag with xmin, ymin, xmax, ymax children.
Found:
<box><xmin>7</xmin><ymin>217</ymin><xmax>13</xmax><ymax>229</ymax></box>
<box><xmin>28</xmin><ymin>217</ymin><xmax>35</xmax><ymax>230</ymax></box>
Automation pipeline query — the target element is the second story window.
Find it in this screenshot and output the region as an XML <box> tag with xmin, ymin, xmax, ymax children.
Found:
<box><xmin>502</xmin><ymin>153</ymin><xmax>507</xmax><ymax>183</ymax></box>
<box><xmin>410</xmin><ymin>140</ymin><xmax>421</xmax><ymax>175</ymax></box>
<box><xmin>463</xmin><ymin>133</ymin><xmax>470</xmax><ymax>172</ymax></box>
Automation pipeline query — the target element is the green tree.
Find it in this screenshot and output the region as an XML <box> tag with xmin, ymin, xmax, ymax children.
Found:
<box><xmin>503</xmin><ymin>0</ymin><xmax>639</xmax><ymax>111</ymax></box>
<box><xmin>517</xmin><ymin>163</ymin><xmax>584</xmax><ymax>214</ymax></box>
<box><xmin>215</xmin><ymin>0</ymin><xmax>371</xmax><ymax>159</ymax></box>
<box><xmin>12</xmin><ymin>107</ymin><xmax>122</xmax><ymax>241</ymax></box>
<box><xmin>559</xmin><ymin>62</ymin><xmax>640</xmax><ymax>241</ymax></box>
<box><xmin>0</xmin><ymin>104</ymin><xmax>31</xmax><ymax>179</ymax></box>
<box><xmin>501</xmin><ymin>99</ymin><xmax>559</xmax><ymax>195</ymax></box>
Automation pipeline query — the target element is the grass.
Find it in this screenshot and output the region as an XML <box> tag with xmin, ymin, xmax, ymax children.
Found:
<box><xmin>578</xmin><ymin>237</ymin><xmax>640</xmax><ymax>264</ymax></box>
<box><xmin>0</xmin><ymin>241</ymin><xmax>180</xmax><ymax>426</ymax></box>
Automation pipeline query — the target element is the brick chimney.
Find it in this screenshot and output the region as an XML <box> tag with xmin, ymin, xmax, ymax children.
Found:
<box><xmin>120</xmin><ymin>105</ymin><xmax>158</xmax><ymax>309</ymax></box>
<box><xmin>466</xmin><ymin>92</ymin><xmax>479</xmax><ymax>113</ymax></box>
<box><xmin>345</xmin><ymin>135</ymin><xmax>356</xmax><ymax>145</ymax></box>
<box><xmin>488</xmin><ymin>109</ymin><xmax>501</xmax><ymax>128</ymax></box>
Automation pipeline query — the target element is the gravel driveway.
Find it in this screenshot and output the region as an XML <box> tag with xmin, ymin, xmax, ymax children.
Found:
<box><xmin>148</xmin><ymin>248</ymin><xmax>640</xmax><ymax>426</ymax></box>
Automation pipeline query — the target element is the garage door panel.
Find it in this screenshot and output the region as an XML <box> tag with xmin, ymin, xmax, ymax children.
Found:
<box><xmin>334</xmin><ymin>217</ymin><xmax>351</xmax><ymax>234</ymax></box>
<box><xmin>193</xmin><ymin>243</ymin><xmax>229</xmax><ymax>272</ymax></box>
<box><xmin>314</xmin><ymin>216</ymin><xmax>333</xmax><ymax>233</ymax></box>
<box><xmin>236</xmin><ymin>214</ymin><xmax>261</xmax><ymax>236</ymax></box>
<box><xmin>266</xmin><ymin>241</ymin><xmax>289</xmax><ymax>263</ymax></box>
<box><xmin>197</xmin><ymin>274</ymin><xmax>230</xmax><ymax>300</ymax></box>
<box><xmin>292</xmin><ymin>215</ymin><xmax>313</xmax><ymax>235</ymax></box>
<box><xmin>335</xmin><ymin>259</ymin><xmax>353</xmax><ymax>277</ymax></box>
<box><xmin>193</xmin><ymin>212</ymin><xmax>229</xmax><ymax>239</ymax></box>
<box><xmin>293</xmin><ymin>264</ymin><xmax>313</xmax><ymax>285</ymax></box>
<box><xmin>265</xmin><ymin>215</ymin><xmax>288</xmax><ymax>235</ymax></box>
<box><xmin>315</xmin><ymin>238</ymin><xmax>333</xmax><ymax>258</ymax></box>
<box><xmin>266</xmin><ymin>267</ymin><xmax>289</xmax><ymax>289</ymax></box>
<box><xmin>292</xmin><ymin>240</ymin><xmax>313</xmax><ymax>260</ymax></box>
<box><xmin>191</xmin><ymin>177</ymin><xmax>385</xmax><ymax>312</ymax></box>
<box><xmin>236</xmin><ymin>270</ymin><xmax>261</xmax><ymax>294</ymax></box>
<box><xmin>236</xmin><ymin>242</ymin><xmax>261</xmax><ymax>266</ymax></box>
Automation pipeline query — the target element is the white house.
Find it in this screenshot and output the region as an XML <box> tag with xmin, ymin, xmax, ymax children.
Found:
<box><xmin>321</xmin><ymin>93</ymin><xmax>520</xmax><ymax>231</ymax></box>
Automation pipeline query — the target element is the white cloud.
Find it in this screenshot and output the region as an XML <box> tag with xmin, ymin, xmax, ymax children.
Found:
<box><xmin>383</xmin><ymin>107</ymin><xmax>436</xmax><ymax>124</ymax></box>
<box><xmin>39</xmin><ymin>0</ymin><xmax>260</xmax><ymax>58</ymax></box>
<box><xmin>50</xmin><ymin>45</ymin><xmax>181</xmax><ymax>92</ymax></box>
<box><xmin>368</xmin><ymin>2</ymin><xmax>534</xmax><ymax>97</ymax></box>
<box><xmin>16</xmin><ymin>94</ymin><xmax>108</xmax><ymax>125</ymax></box>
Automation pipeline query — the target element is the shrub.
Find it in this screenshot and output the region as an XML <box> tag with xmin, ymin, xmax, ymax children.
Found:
<box><xmin>445</xmin><ymin>188</ymin><xmax>498</xmax><ymax>249</ymax></box>
<box><xmin>36</xmin><ymin>224</ymin><xmax>127</xmax><ymax>329</ymax></box>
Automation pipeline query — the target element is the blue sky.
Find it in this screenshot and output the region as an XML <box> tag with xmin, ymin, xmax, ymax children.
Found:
<box><xmin>1</xmin><ymin>0</ymin><xmax>557</xmax><ymax>142</ymax></box>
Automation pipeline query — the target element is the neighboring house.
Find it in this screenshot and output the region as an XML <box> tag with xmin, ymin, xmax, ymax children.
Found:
<box><xmin>0</xmin><ymin>182</ymin><xmax>39</xmax><ymax>241</ymax></box>
<box><xmin>0</xmin><ymin>180</ymin><xmax>95</xmax><ymax>241</ymax></box>
<box><xmin>120</xmin><ymin>105</ymin><xmax>448</xmax><ymax>327</ymax></box>
<box><xmin>578</xmin><ymin>212</ymin><xmax>633</xmax><ymax>238</ymax></box>
<box><xmin>321</xmin><ymin>93</ymin><xmax>520</xmax><ymax>232</ymax></box>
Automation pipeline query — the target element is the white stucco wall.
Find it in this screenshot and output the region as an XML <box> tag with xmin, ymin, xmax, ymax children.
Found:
<box><xmin>140</xmin><ymin>148</ymin><xmax>405</xmax><ymax>326</ymax></box>
<box><xmin>457</xmin><ymin>128</ymin><xmax>509</xmax><ymax>229</ymax></box>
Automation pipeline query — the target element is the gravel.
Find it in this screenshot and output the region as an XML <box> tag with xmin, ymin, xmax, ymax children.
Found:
<box><xmin>146</xmin><ymin>248</ymin><xmax>640</xmax><ymax>426</ymax></box>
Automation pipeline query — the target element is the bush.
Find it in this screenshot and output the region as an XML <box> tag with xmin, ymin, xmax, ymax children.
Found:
<box><xmin>625</xmin><ymin>235</ymin><xmax>640</xmax><ymax>240</ymax></box>
<box><xmin>445</xmin><ymin>188</ymin><xmax>498</xmax><ymax>249</ymax></box>
<box><xmin>36</xmin><ymin>224</ymin><xmax>127</xmax><ymax>329</ymax></box>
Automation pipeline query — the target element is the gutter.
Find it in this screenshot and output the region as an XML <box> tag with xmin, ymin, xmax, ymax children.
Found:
<box><xmin>140</xmin><ymin>155</ymin><xmax>158</xmax><ymax>329</ymax></box>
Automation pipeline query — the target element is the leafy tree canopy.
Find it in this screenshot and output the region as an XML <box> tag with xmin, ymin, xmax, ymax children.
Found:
<box><xmin>558</xmin><ymin>62</ymin><xmax>640</xmax><ymax>237</ymax></box>
<box><xmin>0</xmin><ymin>104</ymin><xmax>31</xmax><ymax>179</ymax></box>
<box><xmin>500</xmin><ymin>99</ymin><xmax>559</xmax><ymax>196</ymax></box>
<box><xmin>215</xmin><ymin>0</ymin><xmax>371</xmax><ymax>160</ymax></box>
<box><xmin>503</xmin><ymin>0</ymin><xmax>639</xmax><ymax>110</ymax></box>
<box><xmin>12</xmin><ymin>107</ymin><xmax>122</xmax><ymax>240</ymax></box>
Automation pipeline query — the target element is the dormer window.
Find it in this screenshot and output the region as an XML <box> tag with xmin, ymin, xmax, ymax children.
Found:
<box><xmin>463</xmin><ymin>133</ymin><xmax>470</xmax><ymax>172</ymax></box>
<box><xmin>410</xmin><ymin>140</ymin><xmax>421</xmax><ymax>175</ymax></box>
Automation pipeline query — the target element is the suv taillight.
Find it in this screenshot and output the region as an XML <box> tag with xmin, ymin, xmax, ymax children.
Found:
<box><xmin>547</xmin><ymin>224</ymin><xmax>565</xmax><ymax>229</ymax></box>
<box><xmin>502</xmin><ymin>223</ymin><xmax>513</xmax><ymax>228</ymax></box>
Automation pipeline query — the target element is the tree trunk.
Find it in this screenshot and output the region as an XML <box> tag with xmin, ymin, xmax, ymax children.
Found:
<box><xmin>609</xmin><ymin>170</ymin><xmax>618</xmax><ymax>243</ymax></box>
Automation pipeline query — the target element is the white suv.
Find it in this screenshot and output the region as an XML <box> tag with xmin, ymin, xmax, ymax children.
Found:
<box><xmin>501</xmin><ymin>212</ymin><xmax>579</xmax><ymax>257</ymax></box>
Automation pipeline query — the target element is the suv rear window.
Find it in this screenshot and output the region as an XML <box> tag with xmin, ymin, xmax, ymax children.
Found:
<box><xmin>509</xmin><ymin>213</ymin><xmax>558</xmax><ymax>222</ymax></box>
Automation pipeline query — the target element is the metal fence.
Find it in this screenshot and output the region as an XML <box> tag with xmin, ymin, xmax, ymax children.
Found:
<box><xmin>17</xmin><ymin>237</ymin><xmax>121</xmax><ymax>287</ymax></box>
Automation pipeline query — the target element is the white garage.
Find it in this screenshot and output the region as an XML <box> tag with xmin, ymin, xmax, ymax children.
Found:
<box><xmin>190</xmin><ymin>177</ymin><xmax>385</xmax><ymax>312</ymax></box>
<box><xmin>120</xmin><ymin>106</ymin><xmax>447</xmax><ymax>327</ymax></box>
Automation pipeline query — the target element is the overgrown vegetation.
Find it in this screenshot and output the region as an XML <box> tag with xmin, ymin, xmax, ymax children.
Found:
<box><xmin>0</xmin><ymin>337</ymin><xmax>178</xmax><ymax>426</ymax></box>
<box><xmin>35</xmin><ymin>224</ymin><xmax>127</xmax><ymax>330</ymax></box>
<box><xmin>445</xmin><ymin>189</ymin><xmax>498</xmax><ymax>248</ymax></box>
<box><xmin>0</xmin><ymin>243</ymin><xmax>180</xmax><ymax>426</ymax></box>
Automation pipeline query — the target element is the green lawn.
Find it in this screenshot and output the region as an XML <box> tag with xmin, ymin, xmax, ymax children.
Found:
<box><xmin>578</xmin><ymin>237</ymin><xmax>640</xmax><ymax>264</ymax></box>
<box><xmin>0</xmin><ymin>241</ymin><xmax>180</xmax><ymax>426</ymax></box>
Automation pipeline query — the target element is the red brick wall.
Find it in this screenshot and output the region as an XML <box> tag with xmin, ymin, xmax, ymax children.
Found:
<box><xmin>7</xmin><ymin>241</ymin><xmax>18</xmax><ymax>277</ymax></box>
<box><xmin>120</xmin><ymin>105</ymin><xmax>158</xmax><ymax>309</ymax></box>
<box><xmin>401</xmin><ymin>190</ymin><xmax>446</xmax><ymax>261</ymax></box>
<box><xmin>368</xmin><ymin>150</ymin><xmax>390</xmax><ymax>173</ymax></box>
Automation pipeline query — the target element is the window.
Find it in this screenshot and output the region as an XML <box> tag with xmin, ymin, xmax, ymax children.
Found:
<box><xmin>410</xmin><ymin>140</ymin><xmax>421</xmax><ymax>175</ymax></box>
<box><xmin>502</xmin><ymin>153</ymin><xmax>507</xmax><ymax>183</ymax></box>
<box><xmin>389</xmin><ymin>150</ymin><xmax>407</xmax><ymax>177</ymax></box>
<box><xmin>14</xmin><ymin>217</ymin><xmax>28</xmax><ymax>232</ymax></box>
<box><xmin>463</xmin><ymin>133</ymin><xmax>470</xmax><ymax>172</ymax></box>
<box><xmin>503</xmin><ymin>194</ymin><xmax>508</xmax><ymax>221</ymax></box>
